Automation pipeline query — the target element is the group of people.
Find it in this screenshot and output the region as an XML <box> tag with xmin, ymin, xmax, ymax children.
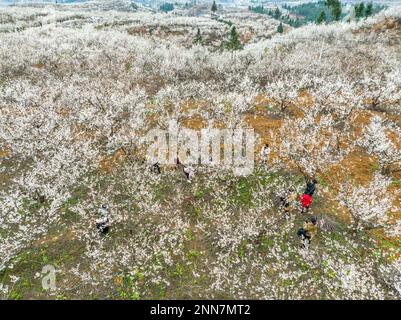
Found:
<box><xmin>300</xmin><ymin>178</ymin><xmax>317</xmax><ymax>213</ymax></box>
<box><xmin>299</xmin><ymin>178</ymin><xmax>319</xmax><ymax>248</ymax></box>
<box><xmin>279</xmin><ymin>179</ymin><xmax>317</xmax><ymax>213</ymax></box>
<box><xmin>279</xmin><ymin>178</ymin><xmax>319</xmax><ymax>248</ymax></box>
<box><xmin>97</xmin><ymin>144</ymin><xmax>319</xmax><ymax>248</ymax></box>
<box><xmin>151</xmin><ymin>154</ymin><xmax>197</xmax><ymax>183</ymax></box>
<box><xmin>149</xmin><ymin>144</ymin><xmax>271</xmax><ymax>184</ymax></box>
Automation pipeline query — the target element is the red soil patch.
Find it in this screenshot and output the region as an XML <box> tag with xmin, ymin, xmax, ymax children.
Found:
<box><xmin>243</xmin><ymin>113</ymin><xmax>283</xmax><ymax>163</ymax></box>
<box><xmin>353</xmin><ymin>17</ymin><xmax>401</xmax><ymax>37</ymax></box>
<box><xmin>254</xmin><ymin>94</ymin><xmax>271</xmax><ymax>109</ymax></box>
<box><xmin>181</xmin><ymin>117</ymin><xmax>207</xmax><ymax>130</ymax></box>
<box><xmin>72</xmin><ymin>124</ymin><xmax>97</xmax><ymax>141</ymax></box>
<box><xmin>297</xmin><ymin>90</ymin><xmax>314</xmax><ymax>108</ymax></box>
<box><xmin>370</xmin><ymin>229</ymin><xmax>401</xmax><ymax>262</ymax></box>
<box><xmin>350</xmin><ymin>111</ymin><xmax>373</xmax><ymax>138</ymax></box>
<box><xmin>32</xmin><ymin>62</ymin><xmax>46</xmax><ymax>69</ymax></box>
<box><xmin>99</xmin><ymin>148</ymin><xmax>128</xmax><ymax>173</ymax></box>
<box><xmin>322</xmin><ymin>149</ymin><xmax>401</xmax><ymax>226</ymax></box>
<box><xmin>323</xmin><ymin>150</ymin><xmax>377</xmax><ymax>189</ymax></box>
<box><xmin>56</xmin><ymin>107</ymin><xmax>71</xmax><ymax>118</ymax></box>
<box><xmin>387</xmin><ymin>129</ymin><xmax>401</xmax><ymax>149</ymax></box>
<box><xmin>243</xmin><ymin>113</ymin><xmax>282</xmax><ymax>136</ymax></box>
<box><xmin>0</xmin><ymin>149</ymin><xmax>11</xmax><ymax>158</ymax></box>
<box><xmin>180</xmin><ymin>99</ymin><xmax>209</xmax><ymax>113</ymax></box>
<box><xmin>33</xmin><ymin>229</ymin><xmax>76</xmax><ymax>247</ymax></box>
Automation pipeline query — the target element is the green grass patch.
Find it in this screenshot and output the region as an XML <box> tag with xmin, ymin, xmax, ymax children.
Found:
<box><xmin>60</xmin><ymin>183</ymin><xmax>90</xmax><ymax>222</ymax></box>
<box><xmin>153</xmin><ymin>181</ymin><xmax>174</xmax><ymax>203</ymax></box>
<box><xmin>229</xmin><ymin>177</ymin><xmax>254</xmax><ymax>208</ymax></box>
<box><xmin>370</xmin><ymin>162</ymin><xmax>381</xmax><ymax>173</ymax></box>
<box><xmin>185</xmin><ymin>229</ymin><xmax>195</xmax><ymax>241</ymax></box>
<box><xmin>118</xmin><ymin>273</ymin><xmax>142</xmax><ymax>300</ymax></box>
<box><xmin>238</xmin><ymin>239</ymin><xmax>248</xmax><ymax>260</ymax></box>
<box><xmin>316</xmin><ymin>175</ymin><xmax>330</xmax><ymax>188</ymax></box>
<box><xmin>392</xmin><ymin>179</ymin><xmax>401</xmax><ymax>187</ymax></box>
<box><xmin>183</xmin><ymin>203</ymin><xmax>201</xmax><ymax>220</ymax></box>
<box><xmin>257</xmin><ymin>236</ymin><xmax>274</xmax><ymax>251</ymax></box>
<box><xmin>186</xmin><ymin>249</ymin><xmax>202</xmax><ymax>262</ymax></box>
<box><xmin>193</xmin><ymin>185</ymin><xmax>213</xmax><ymax>199</ymax></box>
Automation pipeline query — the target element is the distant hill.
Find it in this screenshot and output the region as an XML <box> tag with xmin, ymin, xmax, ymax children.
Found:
<box><xmin>0</xmin><ymin>0</ymin><xmax>87</xmax><ymax>5</ymax></box>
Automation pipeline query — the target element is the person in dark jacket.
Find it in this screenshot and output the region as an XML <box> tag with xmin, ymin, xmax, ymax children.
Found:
<box><xmin>305</xmin><ymin>178</ymin><xmax>318</xmax><ymax>196</ymax></box>
<box><xmin>298</xmin><ymin>217</ymin><xmax>317</xmax><ymax>248</ymax></box>
<box><xmin>151</xmin><ymin>162</ymin><xmax>161</xmax><ymax>174</ymax></box>
<box><xmin>96</xmin><ymin>204</ymin><xmax>110</xmax><ymax>234</ymax></box>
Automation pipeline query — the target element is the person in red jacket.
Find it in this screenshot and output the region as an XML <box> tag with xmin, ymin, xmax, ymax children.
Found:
<box><xmin>300</xmin><ymin>193</ymin><xmax>313</xmax><ymax>213</ymax></box>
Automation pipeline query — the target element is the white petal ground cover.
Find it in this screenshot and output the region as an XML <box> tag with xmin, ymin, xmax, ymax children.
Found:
<box><xmin>0</xmin><ymin>4</ymin><xmax>400</xmax><ymax>299</ymax></box>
